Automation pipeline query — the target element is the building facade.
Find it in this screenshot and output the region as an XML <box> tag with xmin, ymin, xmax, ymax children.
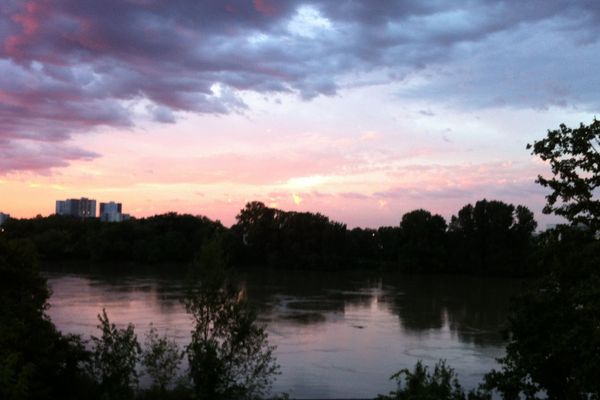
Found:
<box><xmin>99</xmin><ymin>201</ymin><xmax>123</xmax><ymax>222</ymax></box>
<box><xmin>0</xmin><ymin>212</ymin><xmax>9</xmax><ymax>226</ymax></box>
<box><xmin>55</xmin><ymin>198</ymin><xmax>97</xmax><ymax>218</ymax></box>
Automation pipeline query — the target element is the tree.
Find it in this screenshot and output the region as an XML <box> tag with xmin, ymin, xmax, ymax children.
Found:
<box><xmin>232</xmin><ymin>202</ymin><xmax>350</xmax><ymax>269</ymax></box>
<box><xmin>272</xmin><ymin>210</ymin><xmax>347</xmax><ymax>269</ymax></box>
<box><xmin>527</xmin><ymin>118</ymin><xmax>600</xmax><ymax>232</ymax></box>
<box><xmin>448</xmin><ymin>200</ymin><xmax>537</xmax><ymax>274</ymax></box>
<box><xmin>0</xmin><ymin>238</ymin><xmax>92</xmax><ymax>400</ymax></box>
<box><xmin>484</xmin><ymin>121</ymin><xmax>600</xmax><ymax>398</ymax></box>
<box><xmin>483</xmin><ymin>226</ymin><xmax>600</xmax><ymax>399</ymax></box>
<box><xmin>398</xmin><ymin>209</ymin><xmax>448</xmax><ymax>272</ymax></box>
<box><xmin>378</xmin><ymin>360</ymin><xmax>489</xmax><ymax>400</ymax></box>
<box><xmin>185</xmin><ymin>238</ymin><xmax>279</xmax><ymax>399</ymax></box>
<box><xmin>89</xmin><ymin>309</ymin><xmax>141</xmax><ymax>400</ymax></box>
<box><xmin>141</xmin><ymin>325</ymin><xmax>184</xmax><ymax>393</ymax></box>
<box><xmin>232</xmin><ymin>202</ymin><xmax>278</xmax><ymax>265</ymax></box>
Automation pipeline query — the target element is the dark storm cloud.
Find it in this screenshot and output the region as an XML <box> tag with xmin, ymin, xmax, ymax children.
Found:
<box><xmin>1</xmin><ymin>0</ymin><xmax>600</xmax><ymax>172</ymax></box>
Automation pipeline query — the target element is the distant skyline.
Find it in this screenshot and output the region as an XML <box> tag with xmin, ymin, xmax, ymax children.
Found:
<box><xmin>1</xmin><ymin>1</ymin><xmax>599</xmax><ymax>227</ymax></box>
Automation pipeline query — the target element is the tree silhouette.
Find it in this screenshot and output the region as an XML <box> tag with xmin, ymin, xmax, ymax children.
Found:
<box><xmin>528</xmin><ymin>118</ymin><xmax>600</xmax><ymax>232</ymax></box>
<box><xmin>449</xmin><ymin>200</ymin><xmax>536</xmax><ymax>274</ymax></box>
<box><xmin>89</xmin><ymin>310</ymin><xmax>141</xmax><ymax>400</ymax></box>
<box><xmin>398</xmin><ymin>209</ymin><xmax>447</xmax><ymax>272</ymax></box>
<box><xmin>0</xmin><ymin>238</ymin><xmax>91</xmax><ymax>400</ymax></box>
<box><xmin>185</xmin><ymin>238</ymin><xmax>279</xmax><ymax>399</ymax></box>
<box><xmin>485</xmin><ymin>121</ymin><xmax>600</xmax><ymax>398</ymax></box>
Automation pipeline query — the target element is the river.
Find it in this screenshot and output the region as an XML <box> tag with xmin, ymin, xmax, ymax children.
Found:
<box><xmin>45</xmin><ymin>268</ymin><xmax>523</xmax><ymax>399</ymax></box>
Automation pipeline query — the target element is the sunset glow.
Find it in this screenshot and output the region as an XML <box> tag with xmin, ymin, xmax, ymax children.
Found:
<box><xmin>1</xmin><ymin>1</ymin><xmax>598</xmax><ymax>227</ymax></box>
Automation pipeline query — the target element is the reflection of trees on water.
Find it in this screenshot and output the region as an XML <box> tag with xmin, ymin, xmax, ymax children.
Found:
<box><xmin>49</xmin><ymin>268</ymin><xmax>523</xmax><ymax>346</ymax></box>
<box><xmin>385</xmin><ymin>275</ymin><xmax>523</xmax><ymax>346</ymax></box>
<box><xmin>242</xmin><ymin>269</ymin><xmax>522</xmax><ymax>346</ymax></box>
<box><xmin>240</xmin><ymin>268</ymin><xmax>382</xmax><ymax>325</ymax></box>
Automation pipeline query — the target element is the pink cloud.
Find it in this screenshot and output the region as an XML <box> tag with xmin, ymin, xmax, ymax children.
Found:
<box><xmin>113</xmin><ymin>151</ymin><xmax>350</xmax><ymax>186</ymax></box>
<box><xmin>253</xmin><ymin>0</ymin><xmax>278</xmax><ymax>16</ymax></box>
<box><xmin>4</xmin><ymin>1</ymin><xmax>47</xmax><ymax>59</ymax></box>
<box><xmin>0</xmin><ymin>140</ymin><xmax>99</xmax><ymax>175</ymax></box>
<box><xmin>62</xmin><ymin>16</ymin><xmax>111</xmax><ymax>52</ymax></box>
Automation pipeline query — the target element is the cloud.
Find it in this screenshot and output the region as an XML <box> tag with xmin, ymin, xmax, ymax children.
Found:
<box><xmin>1</xmin><ymin>0</ymin><xmax>600</xmax><ymax>172</ymax></box>
<box><xmin>372</xmin><ymin>161</ymin><xmax>550</xmax><ymax>208</ymax></box>
<box><xmin>400</xmin><ymin>19</ymin><xmax>600</xmax><ymax>110</ymax></box>
<box><xmin>339</xmin><ymin>192</ymin><xmax>369</xmax><ymax>200</ymax></box>
<box><xmin>131</xmin><ymin>150</ymin><xmax>350</xmax><ymax>186</ymax></box>
<box><xmin>147</xmin><ymin>104</ymin><xmax>175</xmax><ymax>124</ymax></box>
<box><xmin>0</xmin><ymin>140</ymin><xmax>99</xmax><ymax>174</ymax></box>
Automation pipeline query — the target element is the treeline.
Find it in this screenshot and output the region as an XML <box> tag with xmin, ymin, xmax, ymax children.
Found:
<box><xmin>2</xmin><ymin>198</ymin><xmax>540</xmax><ymax>275</ymax></box>
<box><xmin>231</xmin><ymin>199</ymin><xmax>538</xmax><ymax>275</ymax></box>
<box><xmin>3</xmin><ymin>212</ymin><xmax>223</xmax><ymax>265</ymax></box>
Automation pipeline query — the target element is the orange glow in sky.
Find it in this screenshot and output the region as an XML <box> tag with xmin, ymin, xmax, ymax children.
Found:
<box><xmin>1</xmin><ymin>1</ymin><xmax>596</xmax><ymax>227</ymax></box>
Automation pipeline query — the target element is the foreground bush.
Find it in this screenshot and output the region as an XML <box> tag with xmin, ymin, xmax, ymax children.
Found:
<box><xmin>378</xmin><ymin>360</ymin><xmax>490</xmax><ymax>400</ymax></box>
<box><xmin>185</xmin><ymin>238</ymin><xmax>280</xmax><ymax>399</ymax></box>
<box><xmin>0</xmin><ymin>238</ymin><xmax>93</xmax><ymax>400</ymax></box>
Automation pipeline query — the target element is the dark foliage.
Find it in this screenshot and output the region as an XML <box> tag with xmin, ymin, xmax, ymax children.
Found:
<box><xmin>448</xmin><ymin>200</ymin><xmax>537</xmax><ymax>274</ymax></box>
<box><xmin>0</xmin><ymin>238</ymin><xmax>93</xmax><ymax>400</ymax></box>
<box><xmin>397</xmin><ymin>209</ymin><xmax>447</xmax><ymax>272</ymax></box>
<box><xmin>185</xmin><ymin>238</ymin><xmax>279</xmax><ymax>399</ymax></box>
<box><xmin>378</xmin><ymin>360</ymin><xmax>490</xmax><ymax>400</ymax></box>
<box><xmin>3</xmin><ymin>213</ymin><xmax>224</xmax><ymax>266</ymax></box>
<box><xmin>484</xmin><ymin>227</ymin><xmax>600</xmax><ymax>399</ymax></box>
<box><xmin>527</xmin><ymin>118</ymin><xmax>600</xmax><ymax>232</ymax></box>
<box><xmin>231</xmin><ymin>201</ymin><xmax>347</xmax><ymax>269</ymax></box>
<box><xmin>3</xmin><ymin>200</ymin><xmax>540</xmax><ymax>276</ymax></box>
<box><xmin>141</xmin><ymin>325</ymin><xmax>184</xmax><ymax>393</ymax></box>
<box><xmin>231</xmin><ymin>200</ymin><xmax>538</xmax><ymax>275</ymax></box>
<box><xmin>89</xmin><ymin>309</ymin><xmax>141</xmax><ymax>400</ymax></box>
<box><xmin>484</xmin><ymin>120</ymin><xmax>600</xmax><ymax>399</ymax></box>
<box><xmin>0</xmin><ymin>234</ymin><xmax>277</xmax><ymax>400</ymax></box>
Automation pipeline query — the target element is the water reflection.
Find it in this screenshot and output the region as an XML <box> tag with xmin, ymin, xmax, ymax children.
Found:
<box><xmin>385</xmin><ymin>275</ymin><xmax>518</xmax><ymax>346</ymax></box>
<box><xmin>45</xmin><ymin>268</ymin><xmax>523</xmax><ymax>399</ymax></box>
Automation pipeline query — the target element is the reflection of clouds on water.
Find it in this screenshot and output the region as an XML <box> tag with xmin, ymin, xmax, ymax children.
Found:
<box><xmin>44</xmin><ymin>268</ymin><xmax>520</xmax><ymax>399</ymax></box>
<box><xmin>45</xmin><ymin>272</ymin><xmax>193</xmax><ymax>351</ymax></box>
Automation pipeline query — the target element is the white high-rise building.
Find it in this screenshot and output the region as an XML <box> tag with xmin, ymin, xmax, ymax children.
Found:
<box><xmin>99</xmin><ymin>201</ymin><xmax>124</xmax><ymax>222</ymax></box>
<box><xmin>55</xmin><ymin>198</ymin><xmax>96</xmax><ymax>218</ymax></box>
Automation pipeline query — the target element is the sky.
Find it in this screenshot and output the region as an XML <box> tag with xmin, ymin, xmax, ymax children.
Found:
<box><xmin>1</xmin><ymin>0</ymin><xmax>599</xmax><ymax>228</ymax></box>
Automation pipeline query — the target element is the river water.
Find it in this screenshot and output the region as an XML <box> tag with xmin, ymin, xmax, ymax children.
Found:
<box><xmin>45</xmin><ymin>268</ymin><xmax>522</xmax><ymax>399</ymax></box>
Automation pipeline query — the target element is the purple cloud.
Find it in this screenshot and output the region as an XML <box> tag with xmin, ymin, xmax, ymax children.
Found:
<box><xmin>0</xmin><ymin>140</ymin><xmax>99</xmax><ymax>173</ymax></box>
<box><xmin>1</xmin><ymin>0</ymin><xmax>600</xmax><ymax>172</ymax></box>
